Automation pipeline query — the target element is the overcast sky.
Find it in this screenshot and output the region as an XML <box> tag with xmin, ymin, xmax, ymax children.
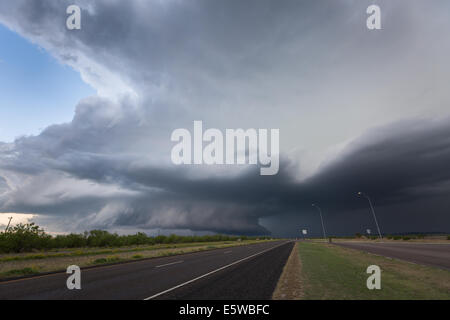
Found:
<box><xmin>0</xmin><ymin>0</ymin><xmax>449</xmax><ymax>237</ymax></box>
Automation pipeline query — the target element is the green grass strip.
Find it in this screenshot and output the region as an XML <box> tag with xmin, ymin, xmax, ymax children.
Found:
<box><xmin>298</xmin><ymin>242</ymin><xmax>450</xmax><ymax>300</ymax></box>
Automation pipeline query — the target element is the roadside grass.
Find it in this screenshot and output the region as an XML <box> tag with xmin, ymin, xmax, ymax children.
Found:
<box><xmin>0</xmin><ymin>241</ymin><xmax>251</xmax><ymax>262</ymax></box>
<box><xmin>0</xmin><ymin>239</ymin><xmax>275</xmax><ymax>280</ymax></box>
<box><xmin>2</xmin><ymin>267</ymin><xmax>41</xmax><ymax>278</ymax></box>
<box><xmin>92</xmin><ymin>256</ymin><xmax>122</xmax><ymax>265</ymax></box>
<box><xmin>297</xmin><ymin>242</ymin><xmax>450</xmax><ymax>300</ymax></box>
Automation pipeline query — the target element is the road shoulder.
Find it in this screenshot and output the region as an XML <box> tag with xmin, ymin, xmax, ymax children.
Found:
<box><xmin>272</xmin><ymin>241</ymin><xmax>304</xmax><ymax>300</ymax></box>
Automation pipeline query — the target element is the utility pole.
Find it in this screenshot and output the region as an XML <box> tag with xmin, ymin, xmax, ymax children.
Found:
<box><xmin>5</xmin><ymin>217</ymin><xmax>13</xmax><ymax>232</ymax></box>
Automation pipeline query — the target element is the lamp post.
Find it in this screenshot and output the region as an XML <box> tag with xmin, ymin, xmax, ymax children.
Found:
<box><xmin>358</xmin><ymin>192</ymin><xmax>382</xmax><ymax>239</ymax></box>
<box><xmin>312</xmin><ymin>204</ymin><xmax>327</xmax><ymax>240</ymax></box>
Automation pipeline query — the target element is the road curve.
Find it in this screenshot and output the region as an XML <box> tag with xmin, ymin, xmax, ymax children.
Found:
<box><xmin>335</xmin><ymin>241</ymin><xmax>450</xmax><ymax>270</ymax></box>
<box><xmin>0</xmin><ymin>240</ymin><xmax>293</xmax><ymax>300</ymax></box>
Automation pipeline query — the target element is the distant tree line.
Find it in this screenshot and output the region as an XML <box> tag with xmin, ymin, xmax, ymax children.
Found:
<box><xmin>0</xmin><ymin>223</ymin><xmax>272</xmax><ymax>253</ymax></box>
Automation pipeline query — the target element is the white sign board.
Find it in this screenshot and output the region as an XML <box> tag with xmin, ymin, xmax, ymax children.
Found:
<box><xmin>366</xmin><ymin>229</ymin><xmax>371</xmax><ymax>235</ymax></box>
<box><xmin>302</xmin><ymin>229</ymin><xmax>307</xmax><ymax>235</ymax></box>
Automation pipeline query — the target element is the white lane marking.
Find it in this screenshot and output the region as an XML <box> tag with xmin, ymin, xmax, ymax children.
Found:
<box><xmin>224</xmin><ymin>250</ymin><xmax>232</xmax><ymax>254</ymax></box>
<box><xmin>144</xmin><ymin>241</ymin><xmax>290</xmax><ymax>300</ymax></box>
<box><xmin>155</xmin><ymin>260</ymin><xmax>184</xmax><ymax>268</ymax></box>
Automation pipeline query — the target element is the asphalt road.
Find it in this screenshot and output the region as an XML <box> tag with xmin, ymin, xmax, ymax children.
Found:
<box><xmin>0</xmin><ymin>240</ymin><xmax>293</xmax><ymax>300</ymax></box>
<box><xmin>335</xmin><ymin>241</ymin><xmax>450</xmax><ymax>270</ymax></box>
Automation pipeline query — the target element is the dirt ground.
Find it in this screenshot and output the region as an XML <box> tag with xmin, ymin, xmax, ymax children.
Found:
<box><xmin>272</xmin><ymin>241</ymin><xmax>304</xmax><ymax>300</ymax></box>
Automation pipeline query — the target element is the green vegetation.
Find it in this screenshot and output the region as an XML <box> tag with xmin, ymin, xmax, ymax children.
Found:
<box><xmin>0</xmin><ymin>223</ymin><xmax>271</xmax><ymax>253</ymax></box>
<box><xmin>297</xmin><ymin>242</ymin><xmax>450</xmax><ymax>300</ymax></box>
<box><xmin>92</xmin><ymin>256</ymin><xmax>122</xmax><ymax>264</ymax></box>
<box><xmin>0</xmin><ymin>242</ymin><xmax>220</xmax><ymax>263</ymax></box>
<box><xmin>1</xmin><ymin>267</ymin><xmax>40</xmax><ymax>278</ymax></box>
<box><xmin>385</xmin><ymin>234</ymin><xmax>428</xmax><ymax>240</ymax></box>
<box><xmin>0</xmin><ymin>223</ymin><xmax>275</xmax><ymax>280</ymax></box>
<box><xmin>385</xmin><ymin>235</ymin><xmax>411</xmax><ymax>240</ymax></box>
<box><xmin>0</xmin><ymin>223</ymin><xmax>51</xmax><ymax>253</ymax></box>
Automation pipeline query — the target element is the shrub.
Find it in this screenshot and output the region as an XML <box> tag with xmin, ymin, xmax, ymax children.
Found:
<box><xmin>2</xmin><ymin>267</ymin><xmax>39</xmax><ymax>277</ymax></box>
<box><xmin>53</xmin><ymin>233</ymin><xmax>87</xmax><ymax>248</ymax></box>
<box><xmin>0</xmin><ymin>223</ymin><xmax>51</xmax><ymax>253</ymax></box>
<box><xmin>0</xmin><ymin>223</ymin><xmax>266</xmax><ymax>253</ymax></box>
<box><xmin>87</xmin><ymin>230</ymin><xmax>121</xmax><ymax>247</ymax></box>
<box><xmin>93</xmin><ymin>258</ymin><xmax>107</xmax><ymax>264</ymax></box>
<box><xmin>92</xmin><ymin>256</ymin><xmax>121</xmax><ymax>264</ymax></box>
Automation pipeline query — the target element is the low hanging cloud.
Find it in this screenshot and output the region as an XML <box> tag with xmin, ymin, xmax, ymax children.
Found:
<box><xmin>1</xmin><ymin>115</ymin><xmax>450</xmax><ymax>235</ymax></box>
<box><xmin>0</xmin><ymin>1</ymin><xmax>449</xmax><ymax>235</ymax></box>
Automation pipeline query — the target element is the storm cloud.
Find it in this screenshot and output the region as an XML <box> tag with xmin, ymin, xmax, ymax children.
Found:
<box><xmin>0</xmin><ymin>1</ymin><xmax>449</xmax><ymax>235</ymax></box>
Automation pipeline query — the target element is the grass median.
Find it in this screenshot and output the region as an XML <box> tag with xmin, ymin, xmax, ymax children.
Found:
<box><xmin>277</xmin><ymin>241</ymin><xmax>450</xmax><ymax>300</ymax></box>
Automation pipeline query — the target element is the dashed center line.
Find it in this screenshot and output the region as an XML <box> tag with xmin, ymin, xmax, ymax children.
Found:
<box><xmin>155</xmin><ymin>260</ymin><xmax>184</xmax><ymax>268</ymax></box>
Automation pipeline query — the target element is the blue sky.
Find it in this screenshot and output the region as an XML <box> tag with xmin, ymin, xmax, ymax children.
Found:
<box><xmin>0</xmin><ymin>24</ymin><xmax>94</xmax><ymax>142</ymax></box>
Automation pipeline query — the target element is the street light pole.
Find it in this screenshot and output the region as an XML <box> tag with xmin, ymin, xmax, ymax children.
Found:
<box><xmin>312</xmin><ymin>204</ymin><xmax>327</xmax><ymax>240</ymax></box>
<box><xmin>358</xmin><ymin>192</ymin><xmax>382</xmax><ymax>239</ymax></box>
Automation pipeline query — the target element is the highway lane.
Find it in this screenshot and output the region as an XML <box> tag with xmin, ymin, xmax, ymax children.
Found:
<box><xmin>335</xmin><ymin>241</ymin><xmax>450</xmax><ymax>270</ymax></box>
<box><xmin>0</xmin><ymin>240</ymin><xmax>293</xmax><ymax>300</ymax></box>
<box><xmin>152</xmin><ymin>240</ymin><xmax>294</xmax><ymax>300</ymax></box>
